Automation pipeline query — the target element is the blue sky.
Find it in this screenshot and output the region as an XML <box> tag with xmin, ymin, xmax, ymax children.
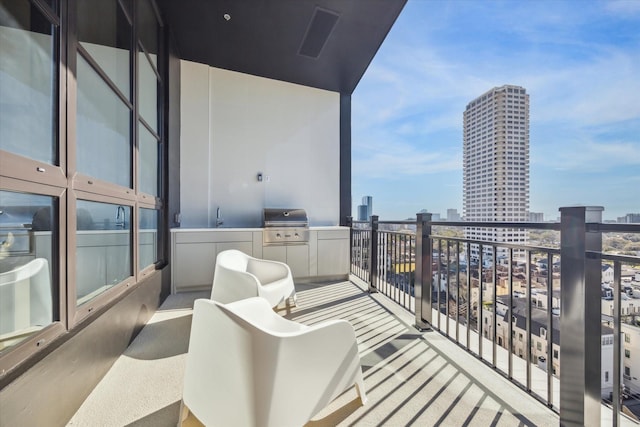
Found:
<box><xmin>352</xmin><ymin>0</ymin><xmax>640</xmax><ymax>222</ymax></box>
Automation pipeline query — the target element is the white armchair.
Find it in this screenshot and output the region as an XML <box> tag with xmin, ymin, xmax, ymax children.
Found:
<box><xmin>211</xmin><ymin>249</ymin><xmax>296</xmax><ymax>307</ymax></box>
<box><xmin>181</xmin><ymin>297</ymin><xmax>367</xmax><ymax>427</ymax></box>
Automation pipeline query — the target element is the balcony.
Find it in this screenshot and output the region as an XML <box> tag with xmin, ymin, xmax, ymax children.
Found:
<box><xmin>69</xmin><ymin>279</ymin><xmax>559</xmax><ymax>426</ymax></box>
<box><xmin>65</xmin><ymin>206</ymin><xmax>640</xmax><ymax>426</ymax></box>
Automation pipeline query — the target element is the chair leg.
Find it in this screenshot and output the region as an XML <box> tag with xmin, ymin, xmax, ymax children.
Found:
<box><xmin>178</xmin><ymin>400</ymin><xmax>190</xmax><ymax>427</ymax></box>
<box><xmin>292</xmin><ymin>292</ymin><xmax>298</xmax><ymax>307</ymax></box>
<box><xmin>354</xmin><ymin>371</ymin><xmax>368</xmax><ymax>405</ymax></box>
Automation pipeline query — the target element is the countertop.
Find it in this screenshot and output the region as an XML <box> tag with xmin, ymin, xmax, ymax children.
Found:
<box><xmin>170</xmin><ymin>226</ymin><xmax>349</xmax><ymax>232</ymax></box>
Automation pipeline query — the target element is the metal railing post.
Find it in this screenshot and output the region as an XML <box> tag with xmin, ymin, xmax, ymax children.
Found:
<box><xmin>415</xmin><ymin>213</ymin><xmax>432</xmax><ymax>330</ymax></box>
<box><xmin>559</xmin><ymin>206</ymin><xmax>603</xmax><ymax>427</ymax></box>
<box><xmin>346</xmin><ymin>216</ymin><xmax>353</xmax><ymax>266</ymax></box>
<box><xmin>369</xmin><ymin>215</ymin><xmax>379</xmax><ymax>293</ymax></box>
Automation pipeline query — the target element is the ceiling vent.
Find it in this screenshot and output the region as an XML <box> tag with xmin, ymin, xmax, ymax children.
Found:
<box><xmin>298</xmin><ymin>7</ymin><xmax>340</xmax><ymax>59</ymax></box>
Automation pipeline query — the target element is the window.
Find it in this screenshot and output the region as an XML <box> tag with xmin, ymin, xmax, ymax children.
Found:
<box><xmin>536</xmin><ymin>341</ymin><xmax>542</xmax><ymax>351</ymax></box>
<box><xmin>75</xmin><ymin>200</ymin><xmax>132</xmax><ymax>306</ymax></box>
<box><xmin>76</xmin><ymin>54</ymin><xmax>132</xmax><ymax>188</ymax></box>
<box><xmin>139</xmin><ymin>123</ymin><xmax>159</xmax><ymax>196</ymax></box>
<box><xmin>625</xmin><ymin>349</ymin><xmax>631</xmax><ymax>358</ymax></box>
<box><xmin>625</xmin><ymin>333</ymin><xmax>631</xmax><ymax>343</ymax></box>
<box><xmin>77</xmin><ymin>0</ymin><xmax>131</xmax><ymax>97</ymax></box>
<box><xmin>625</xmin><ymin>366</ymin><xmax>631</xmax><ymax>378</ymax></box>
<box><xmin>0</xmin><ymin>0</ymin><xmax>166</xmax><ymax>377</ymax></box>
<box><xmin>553</xmin><ymin>349</ymin><xmax>559</xmax><ymax>359</ymax></box>
<box><xmin>0</xmin><ymin>191</ymin><xmax>57</xmax><ymax>352</ymax></box>
<box><xmin>139</xmin><ymin>208</ymin><xmax>158</xmax><ymax>269</ymax></box>
<box><xmin>0</xmin><ymin>0</ymin><xmax>57</xmax><ymax>164</ymax></box>
<box><xmin>138</xmin><ymin>51</ymin><xmax>158</xmax><ymax>131</ymax></box>
<box><xmin>605</xmin><ymin>371</ymin><xmax>609</xmax><ymax>382</ymax></box>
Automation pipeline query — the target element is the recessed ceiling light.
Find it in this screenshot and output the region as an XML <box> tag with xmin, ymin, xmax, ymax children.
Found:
<box><xmin>223</xmin><ymin>13</ymin><xmax>231</xmax><ymax>21</ymax></box>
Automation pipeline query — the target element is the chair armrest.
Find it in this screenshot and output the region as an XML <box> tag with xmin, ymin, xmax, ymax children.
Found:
<box><xmin>247</xmin><ymin>257</ymin><xmax>291</xmax><ymax>285</ymax></box>
<box><xmin>253</xmin><ymin>319</ymin><xmax>363</xmax><ymax>423</ymax></box>
<box><xmin>211</xmin><ymin>267</ymin><xmax>261</xmax><ymax>304</ymax></box>
<box><xmin>226</xmin><ymin>297</ymin><xmax>307</xmax><ymax>333</ymax></box>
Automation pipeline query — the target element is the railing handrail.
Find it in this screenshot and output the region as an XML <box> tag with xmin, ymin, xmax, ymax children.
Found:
<box><xmin>353</xmin><ymin>220</ymin><xmax>640</xmax><ymax>233</ymax></box>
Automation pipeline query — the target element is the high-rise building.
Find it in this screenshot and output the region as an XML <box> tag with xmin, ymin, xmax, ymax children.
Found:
<box><xmin>529</xmin><ymin>212</ymin><xmax>544</xmax><ymax>222</ymax></box>
<box><xmin>447</xmin><ymin>208</ymin><xmax>461</xmax><ymax>222</ymax></box>
<box><xmin>357</xmin><ymin>195</ymin><xmax>373</xmax><ymax>221</ymax></box>
<box><xmin>463</xmin><ymin>85</ymin><xmax>530</xmax><ymax>257</ymax></box>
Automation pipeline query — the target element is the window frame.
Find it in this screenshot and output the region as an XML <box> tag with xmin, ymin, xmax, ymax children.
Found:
<box><xmin>0</xmin><ymin>0</ymin><xmax>167</xmax><ymax>377</ymax></box>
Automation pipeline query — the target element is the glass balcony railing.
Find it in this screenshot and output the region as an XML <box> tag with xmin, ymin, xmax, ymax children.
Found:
<box><xmin>349</xmin><ymin>207</ymin><xmax>640</xmax><ymax>426</ymax></box>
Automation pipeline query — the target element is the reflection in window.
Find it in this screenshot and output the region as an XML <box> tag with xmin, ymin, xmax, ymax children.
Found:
<box><xmin>76</xmin><ymin>54</ymin><xmax>131</xmax><ymax>188</ymax></box>
<box><xmin>76</xmin><ymin>200</ymin><xmax>131</xmax><ymax>305</ymax></box>
<box><xmin>139</xmin><ymin>208</ymin><xmax>158</xmax><ymax>269</ymax></box>
<box><xmin>0</xmin><ymin>191</ymin><xmax>55</xmax><ymax>352</ymax></box>
<box><xmin>77</xmin><ymin>0</ymin><xmax>131</xmax><ymax>98</ymax></box>
<box><xmin>139</xmin><ymin>123</ymin><xmax>158</xmax><ymax>196</ymax></box>
<box><xmin>138</xmin><ymin>52</ymin><xmax>157</xmax><ymax>130</ymax></box>
<box><xmin>0</xmin><ymin>0</ymin><xmax>56</xmax><ymax>164</ymax></box>
<box><xmin>137</xmin><ymin>0</ymin><xmax>158</xmax><ymax>66</ymax></box>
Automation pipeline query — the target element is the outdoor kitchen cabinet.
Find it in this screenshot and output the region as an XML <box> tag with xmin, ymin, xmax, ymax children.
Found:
<box><xmin>262</xmin><ymin>244</ymin><xmax>310</xmax><ymax>278</ymax></box>
<box><xmin>170</xmin><ymin>229</ymin><xmax>260</xmax><ymax>293</ymax></box>
<box><xmin>314</xmin><ymin>228</ymin><xmax>350</xmax><ymax>277</ymax></box>
<box><xmin>170</xmin><ymin>226</ymin><xmax>350</xmax><ymax>293</ymax></box>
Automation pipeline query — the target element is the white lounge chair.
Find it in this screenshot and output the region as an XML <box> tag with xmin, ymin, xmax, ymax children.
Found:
<box><xmin>211</xmin><ymin>249</ymin><xmax>296</xmax><ymax>307</ymax></box>
<box><xmin>180</xmin><ymin>297</ymin><xmax>367</xmax><ymax>427</ymax></box>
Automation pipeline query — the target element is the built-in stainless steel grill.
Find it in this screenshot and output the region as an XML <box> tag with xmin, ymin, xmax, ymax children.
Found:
<box><xmin>263</xmin><ymin>208</ymin><xmax>309</xmax><ymax>245</ymax></box>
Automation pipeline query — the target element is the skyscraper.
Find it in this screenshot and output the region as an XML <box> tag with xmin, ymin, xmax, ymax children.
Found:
<box><xmin>357</xmin><ymin>195</ymin><xmax>373</xmax><ymax>221</ymax></box>
<box><xmin>463</xmin><ymin>85</ymin><xmax>530</xmax><ymax>257</ymax></box>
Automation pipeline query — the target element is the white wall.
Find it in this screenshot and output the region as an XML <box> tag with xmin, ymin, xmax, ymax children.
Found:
<box><xmin>180</xmin><ymin>61</ymin><xmax>341</xmax><ymax>228</ymax></box>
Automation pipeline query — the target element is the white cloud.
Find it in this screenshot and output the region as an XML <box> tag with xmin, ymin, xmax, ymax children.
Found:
<box><xmin>605</xmin><ymin>0</ymin><xmax>640</xmax><ymax>16</ymax></box>
<box><xmin>543</xmin><ymin>140</ymin><xmax>640</xmax><ymax>171</ymax></box>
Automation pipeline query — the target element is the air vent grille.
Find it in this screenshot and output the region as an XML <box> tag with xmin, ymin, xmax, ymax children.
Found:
<box><xmin>298</xmin><ymin>8</ymin><xmax>339</xmax><ymax>59</ymax></box>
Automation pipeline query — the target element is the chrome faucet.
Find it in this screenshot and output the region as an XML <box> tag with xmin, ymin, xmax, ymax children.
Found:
<box><xmin>215</xmin><ymin>207</ymin><xmax>224</xmax><ymax>227</ymax></box>
<box><xmin>115</xmin><ymin>206</ymin><xmax>126</xmax><ymax>229</ymax></box>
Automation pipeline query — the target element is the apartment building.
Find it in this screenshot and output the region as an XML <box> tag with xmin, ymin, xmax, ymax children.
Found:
<box><xmin>463</xmin><ymin>85</ymin><xmax>530</xmax><ymax>257</ymax></box>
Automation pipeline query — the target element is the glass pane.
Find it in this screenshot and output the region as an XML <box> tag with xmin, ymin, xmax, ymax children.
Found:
<box><xmin>139</xmin><ymin>122</ymin><xmax>158</xmax><ymax>196</ymax></box>
<box><xmin>76</xmin><ymin>54</ymin><xmax>132</xmax><ymax>188</ymax></box>
<box><xmin>76</xmin><ymin>200</ymin><xmax>131</xmax><ymax>305</ymax></box>
<box><xmin>77</xmin><ymin>0</ymin><xmax>131</xmax><ymax>97</ymax></box>
<box><xmin>0</xmin><ymin>190</ymin><xmax>56</xmax><ymax>352</ymax></box>
<box><xmin>138</xmin><ymin>208</ymin><xmax>157</xmax><ymax>269</ymax></box>
<box><xmin>138</xmin><ymin>52</ymin><xmax>157</xmax><ymax>131</ymax></box>
<box><xmin>0</xmin><ymin>0</ymin><xmax>56</xmax><ymax>164</ymax></box>
<box><xmin>137</xmin><ymin>0</ymin><xmax>158</xmax><ymax>67</ymax></box>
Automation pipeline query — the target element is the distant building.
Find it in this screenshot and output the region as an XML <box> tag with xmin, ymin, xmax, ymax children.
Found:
<box><xmin>620</xmin><ymin>213</ymin><xmax>640</xmax><ymax>224</ymax></box>
<box><xmin>529</xmin><ymin>212</ymin><xmax>544</xmax><ymax>222</ymax></box>
<box><xmin>463</xmin><ymin>85</ymin><xmax>530</xmax><ymax>257</ymax></box>
<box><xmin>357</xmin><ymin>195</ymin><xmax>373</xmax><ymax>221</ymax></box>
<box><xmin>357</xmin><ymin>205</ymin><xmax>368</xmax><ymax>221</ymax></box>
<box><xmin>446</xmin><ymin>208</ymin><xmax>461</xmax><ymax>222</ymax></box>
<box><xmin>419</xmin><ymin>209</ymin><xmax>441</xmax><ymax>221</ymax></box>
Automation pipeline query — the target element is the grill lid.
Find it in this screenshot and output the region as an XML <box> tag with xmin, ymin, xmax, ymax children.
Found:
<box><xmin>263</xmin><ymin>208</ymin><xmax>308</xmax><ymax>227</ymax></box>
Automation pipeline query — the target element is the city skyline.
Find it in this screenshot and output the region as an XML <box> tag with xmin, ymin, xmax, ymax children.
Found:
<box><xmin>351</xmin><ymin>0</ymin><xmax>640</xmax><ymax>221</ymax></box>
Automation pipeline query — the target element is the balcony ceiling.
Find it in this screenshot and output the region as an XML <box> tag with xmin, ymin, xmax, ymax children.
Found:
<box><xmin>155</xmin><ymin>0</ymin><xmax>407</xmax><ymax>94</ymax></box>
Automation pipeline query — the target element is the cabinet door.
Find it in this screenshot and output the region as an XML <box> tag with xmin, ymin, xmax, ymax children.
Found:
<box><xmin>286</xmin><ymin>245</ymin><xmax>309</xmax><ymax>278</ymax></box>
<box><xmin>317</xmin><ymin>239</ymin><xmax>349</xmax><ymax>276</ymax></box>
<box><xmin>174</xmin><ymin>242</ymin><xmax>216</xmax><ymax>290</ymax></box>
<box><xmin>262</xmin><ymin>246</ymin><xmax>286</xmax><ymax>264</ymax></box>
